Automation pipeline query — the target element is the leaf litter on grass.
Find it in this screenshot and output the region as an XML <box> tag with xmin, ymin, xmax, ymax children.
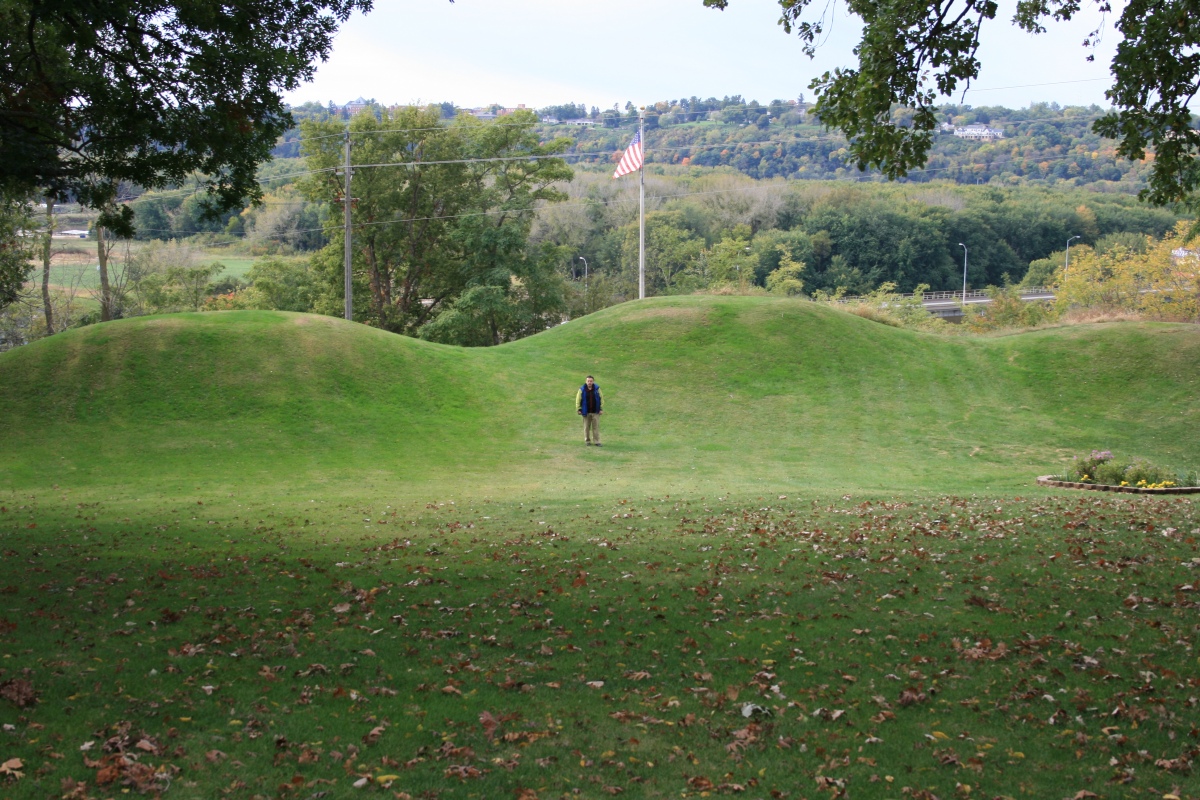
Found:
<box><xmin>1</xmin><ymin>492</ymin><xmax>1199</xmax><ymax>798</ymax></box>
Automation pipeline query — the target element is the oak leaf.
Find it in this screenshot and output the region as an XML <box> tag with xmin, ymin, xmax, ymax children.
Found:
<box><xmin>0</xmin><ymin>758</ymin><xmax>23</xmax><ymax>780</ymax></box>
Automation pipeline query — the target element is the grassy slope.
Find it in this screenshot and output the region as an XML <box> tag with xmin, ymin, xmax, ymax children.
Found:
<box><xmin>2</xmin><ymin>296</ymin><xmax>1198</xmax><ymax>498</ymax></box>
<box><xmin>4</xmin><ymin>298</ymin><xmax>1200</xmax><ymax>799</ymax></box>
<box><xmin>40</xmin><ymin>253</ymin><xmax>256</xmax><ymax>294</ymax></box>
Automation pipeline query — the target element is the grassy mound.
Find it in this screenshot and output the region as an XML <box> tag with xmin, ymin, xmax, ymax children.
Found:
<box><xmin>4</xmin><ymin>298</ymin><xmax>1200</xmax><ymax>799</ymax></box>
<box><xmin>2</xmin><ymin>296</ymin><xmax>1198</xmax><ymax>496</ymax></box>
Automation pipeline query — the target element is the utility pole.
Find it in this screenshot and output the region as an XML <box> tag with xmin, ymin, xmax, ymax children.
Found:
<box><xmin>343</xmin><ymin>130</ymin><xmax>353</xmax><ymax>321</ymax></box>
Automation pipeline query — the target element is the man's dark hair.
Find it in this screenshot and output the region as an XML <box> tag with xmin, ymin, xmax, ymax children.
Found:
<box><xmin>586</xmin><ymin>375</ymin><xmax>594</xmax><ymax>380</ymax></box>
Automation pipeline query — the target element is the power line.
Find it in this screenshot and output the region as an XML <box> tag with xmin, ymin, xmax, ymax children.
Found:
<box><xmin>135</xmin><ymin>114</ymin><xmax>1117</xmax><ymax>200</ymax></box>
<box><xmin>265</xmin><ymin>151</ymin><xmax>1126</xmax><ymax>241</ymax></box>
<box><xmin>345</xmin><ymin>151</ymin><xmax>583</xmax><ymax>171</ymax></box>
<box><xmin>102</xmin><ymin>106</ymin><xmax>1142</xmax><ymax>245</ymax></box>
<box><xmin>123</xmin><ymin>109</ymin><xmax>1117</xmax><ymax>204</ymax></box>
<box><xmin>107</xmin><ymin>142</ymin><xmax>1138</xmax><ymax>242</ymax></box>
<box><xmin>964</xmin><ymin>77</ymin><xmax>1109</xmax><ymax>94</ymax></box>
<box><xmin>280</xmin><ymin>119</ymin><xmax>632</xmax><ymax>146</ymax></box>
<box><xmin>72</xmin><ymin>141</ymin><xmax>1136</xmax><ymax>251</ymax></box>
<box><xmin>115</xmin><ymin>167</ymin><xmax>338</xmax><ymax>204</ymax></box>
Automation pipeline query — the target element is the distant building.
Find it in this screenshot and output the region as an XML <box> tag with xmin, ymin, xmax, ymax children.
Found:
<box><xmin>954</xmin><ymin>124</ymin><xmax>1005</xmax><ymax>140</ymax></box>
<box><xmin>465</xmin><ymin>104</ymin><xmax>536</xmax><ymax>121</ymax></box>
<box><xmin>344</xmin><ymin>97</ymin><xmax>371</xmax><ymax>116</ymax></box>
<box><xmin>58</xmin><ymin>229</ymin><xmax>90</xmax><ymax>239</ymax></box>
<box><xmin>562</xmin><ymin>118</ymin><xmax>598</xmax><ymax>127</ymax></box>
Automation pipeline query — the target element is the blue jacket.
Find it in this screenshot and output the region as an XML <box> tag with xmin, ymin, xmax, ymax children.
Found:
<box><xmin>576</xmin><ymin>383</ymin><xmax>602</xmax><ymax>415</ymax></box>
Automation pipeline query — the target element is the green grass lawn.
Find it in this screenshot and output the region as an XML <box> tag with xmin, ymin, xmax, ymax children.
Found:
<box><xmin>2</xmin><ymin>493</ymin><xmax>1198</xmax><ymax>799</ymax></box>
<box><xmin>2</xmin><ymin>297</ymin><xmax>1199</xmax><ymax>799</ymax></box>
<box><xmin>209</xmin><ymin>257</ymin><xmax>258</xmax><ymax>280</ymax></box>
<box><xmin>39</xmin><ymin>248</ymin><xmax>258</xmax><ymax>294</ymax></box>
<box><xmin>2</xmin><ymin>296</ymin><xmax>1198</xmax><ymax>496</ymax></box>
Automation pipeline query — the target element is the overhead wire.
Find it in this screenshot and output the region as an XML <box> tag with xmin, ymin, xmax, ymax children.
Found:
<box><xmin>122</xmin><ymin>113</ymin><xmax>1113</xmax><ymax>205</ymax></box>
<box><xmin>45</xmin><ymin>80</ymin><xmax>1153</xmax><ymax>252</ymax></box>
<box><xmin>123</xmin><ymin>106</ymin><xmax>1117</xmax><ymax>206</ymax></box>
<box><xmin>121</xmin><ymin>146</ymin><xmax>1111</xmax><ymax>242</ymax></box>
<box><xmin>276</xmin><ymin>116</ymin><xmax>1123</xmax><ymax>187</ymax></box>
<box><xmin>99</xmin><ymin>96</ymin><xmax>1139</xmax><ymax>241</ymax></box>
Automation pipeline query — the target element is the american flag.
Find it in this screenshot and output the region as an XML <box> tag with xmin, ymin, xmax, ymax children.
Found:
<box><xmin>612</xmin><ymin>130</ymin><xmax>643</xmax><ymax>178</ymax></box>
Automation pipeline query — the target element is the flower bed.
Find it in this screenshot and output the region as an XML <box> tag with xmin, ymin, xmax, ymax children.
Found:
<box><xmin>1036</xmin><ymin>475</ymin><xmax>1200</xmax><ymax>494</ymax></box>
<box><xmin>1042</xmin><ymin>450</ymin><xmax>1200</xmax><ymax>494</ymax></box>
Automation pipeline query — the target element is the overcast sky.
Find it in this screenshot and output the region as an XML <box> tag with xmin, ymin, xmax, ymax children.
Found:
<box><xmin>284</xmin><ymin>0</ymin><xmax>1123</xmax><ymax>112</ymax></box>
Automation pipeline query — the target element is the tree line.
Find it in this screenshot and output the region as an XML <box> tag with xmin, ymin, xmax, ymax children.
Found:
<box><xmin>6</xmin><ymin>0</ymin><xmax>1200</xmax><ymax>345</ymax></box>
<box><xmin>260</xmin><ymin>99</ymin><xmax>1156</xmax><ymax>190</ymax></box>
<box><xmin>553</xmin><ymin>101</ymin><xmax>1152</xmax><ymax>189</ymax></box>
<box><xmin>2</xmin><ymin>100</ymin><xmax>1188</xmax><ymax>350</ymax></box>
<box><xmin>533</xmin><ymin>172</ymin><xmax>1180</xmax><ymax>310</ymax></box>
<box><xmin>119</xmin><ymin>99</ymin><xmax>1168</xmax><ymax>260</ymax></box>
<box><xmin>21</xmin><ymin>122</ymin><xmax>1183</xmax><ymax>346</ymax></box>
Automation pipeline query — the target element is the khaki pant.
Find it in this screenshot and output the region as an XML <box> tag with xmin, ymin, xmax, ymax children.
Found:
<box><xmin>583</xmin><ymin>413</ymin><xmax>601</xmax><ymax>444</ymax></box>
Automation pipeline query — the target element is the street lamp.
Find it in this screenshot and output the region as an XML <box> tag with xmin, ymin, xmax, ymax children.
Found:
<box><xmin>578</xmin><ymin>256</ymin><xmax>588</xmax><ymax>313</ymax></box>
<box><xmin>958</xmin><ymin>243</ymin><xmax>968</xmax><ymax>303</ymax></box>
<box><xmin>1064</xmin><ymin>235</ymin><xmax>1081</xmax><ymax>279</ymax></box>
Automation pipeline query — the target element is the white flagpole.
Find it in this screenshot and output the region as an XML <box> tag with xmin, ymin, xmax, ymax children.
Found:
<box><xmin>638</xmin><ymin>107</ymin><xmax>645</xmax><ymax>300</ymax></box>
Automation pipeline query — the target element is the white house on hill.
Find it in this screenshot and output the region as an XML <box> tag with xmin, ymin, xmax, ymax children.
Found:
<box><xmin>954</xmin><ymin>124</ymin><xmax>1005</xmax><ymax>141</ymax></box>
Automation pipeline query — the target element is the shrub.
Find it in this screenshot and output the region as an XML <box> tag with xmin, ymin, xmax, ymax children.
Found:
<box><xmin>814</xmin><ymin>282</ymin><xmax>947</xmax><ymax>333</ymax></box>
<box><xmin>963</xmin><ymin>284</ymin><xmax>1062</xmax><ymax>332</ymax></box>
<box><xmin>1057</xmin><ymin>450</ymin><xmax>1196</xmax><ymax>488</ymax></box>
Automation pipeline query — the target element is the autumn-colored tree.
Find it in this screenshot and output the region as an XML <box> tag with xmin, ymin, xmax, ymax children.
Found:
<box><xmin>1055</xmin><ymin>221</ymin><xmax>1199</xmax><ymax>321</ymax></box>
<box><xmin>765</xmin><ymin>249</ymin><xmax>806</xmax><ymax>296</ymax></box>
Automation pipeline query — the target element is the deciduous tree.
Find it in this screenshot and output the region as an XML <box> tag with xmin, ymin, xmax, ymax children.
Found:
<box><xmin>0</xmin><ymin>0</ymin><xmax>372</xmax><ymax>235</ymax></box>
<box><xmin>766</xmin><ymin>249</ymin><xmax>806</xmax><ymax>295</ymax></box>
<box><xmin>0</xmin><ymin>195</ymin><xmax>33</xmax><ymax>311</ymax></box>
<box><xmin>704</xmin><ymin>0</ymin><xmax>1200</xmax><ymax>214</ymax></box>
<box><xmin>302</xmin><ymin>108</ymin><xmax>573</xmax><ymax>341</ymax></box>
<box><xmin>1056</xmin><ymin>221</ymin><xmax>1200</xmax><ymax>320</ymax></box>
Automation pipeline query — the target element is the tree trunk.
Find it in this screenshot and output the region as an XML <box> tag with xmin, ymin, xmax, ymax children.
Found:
<box><xmin>41</xmin><ymin>199</ymin><xmax>54</xmax><ymax>333</ymax></box>
<box><xmin>364</xmin><ymin>238</ymin><xmax>385</xmax><ymax>323</ymax></box>
<box><xmin>97</xmin><ymin>224</ymin><xmax>112</xmax><ymax>321</ymax></box>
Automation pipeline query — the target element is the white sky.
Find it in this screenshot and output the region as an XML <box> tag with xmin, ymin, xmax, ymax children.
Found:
<box><xmin>284</xmin><ymin>0</ymin><xmax>1123</xmax><ymax>112</ymax></box>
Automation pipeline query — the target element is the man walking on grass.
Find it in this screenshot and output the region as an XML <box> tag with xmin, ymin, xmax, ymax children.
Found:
<box><xmin>576</xmin><ymin>375</ymin><xmax>603</xmax><ymax>446</ymax></box>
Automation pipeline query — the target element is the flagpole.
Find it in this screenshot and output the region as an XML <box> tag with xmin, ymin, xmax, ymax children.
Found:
<box><xmin>638</xmin><ymin>107</ymin><xmax>645</xmax><ymax>300</ymax></box>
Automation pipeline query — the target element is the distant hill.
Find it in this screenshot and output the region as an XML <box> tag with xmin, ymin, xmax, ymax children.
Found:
<box><xmin>3</xmin><ymin>298</ymin><xmax>1197</xmax><ymax>496</ymax></box>
<box><xmin>551</xmin><ymin>103</ymin><xmax>1146</xmax><ymax>190</ymax></box>
<box><xmin>273</xmin><ymin>100</ymin><xmax>1149</xmax><ymax>192</ymax></box>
